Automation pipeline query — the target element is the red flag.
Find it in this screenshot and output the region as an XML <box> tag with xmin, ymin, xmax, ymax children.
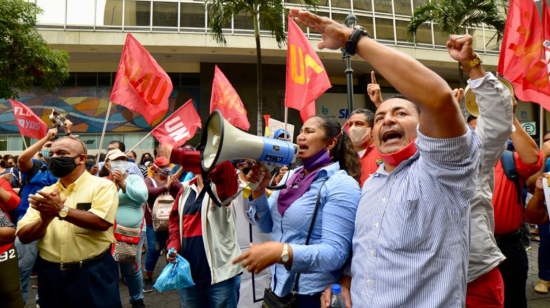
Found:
<box><xmin>9</xmin><ymin>99</ymin><xmax>48</xmax><ymax>140</ymax></box>
<box><xmin>285</xmin><ymin>16</ymin><xmax>331</xmax><ymax>122</ymax></box>
<box><xmin>498</xmin><ymin>0</ymin><xmax>550</xmax><ymax>109</ymax></box>
<box><xmin>544</xmin><ymin>0</ymin><xmax>550</xmax><ymax>85</ymax></box>
<box><xmin>151</xmin><ymin>100</ymin><xmax>201</xmax><ymax>148</ymax></box>
<box><xmin>111</xmin><ymin>34</ymin><xmax>173</xmax><ymax>124</ymax></box>
<box><xmin>210</xmin><ymin>66</ymin><xmax>250</xmax><ymax>131</ymax></box>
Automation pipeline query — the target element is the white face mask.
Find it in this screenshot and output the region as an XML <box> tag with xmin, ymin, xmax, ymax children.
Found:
<box><xmin>348</xmin><ymin>126</ymin><xmax>371</xmax><ymax>146</ymax></box>
<box><xmin>109</xmin><ymin>160</ymin><xmax>128</xmax><ymax>175</ymax></box>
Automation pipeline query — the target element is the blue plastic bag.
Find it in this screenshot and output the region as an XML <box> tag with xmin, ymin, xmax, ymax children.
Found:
<box><xmin>153</xmin><ymin>248</ymin><xmax>194</xmax><ymax>292</ymax></box>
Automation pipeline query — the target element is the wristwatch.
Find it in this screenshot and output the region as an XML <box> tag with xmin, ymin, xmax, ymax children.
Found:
<box><xmin>460</xmin><ymin>53</ymin><xmax>482</xmax><ymax>71</ymax></box>
<box><xmin>281</xmin><ymin>243</ymin><xmax>289</xmax><ymax>264</ymax></box>
<box><xmin>58</xmin><ymin>206</ymin><xmax>70</xmax><ymax>220</ymax></box>
<box><xmin>345</xmin><ymin>26</ymin><xmax>371</xmax><ymax>56</ymax></box>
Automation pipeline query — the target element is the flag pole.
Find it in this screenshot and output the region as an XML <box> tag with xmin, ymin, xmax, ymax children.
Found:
<box><xmin>96</xmin><ymin>101</ymin><xmax>113</xmax><ymax>164</ymax></box>
<box><xmin>21</xmin><ymin>136</ymin><xmax>28</xmax><ymax>149</ymax></box>
<box><xmin>284</xmin><ymin>106</ymin><xmax>289</xmax><ymax>139</ymax></box>
<box><xmin>541</xmin><ymin>105</ymin><xmax>545</xmax><ymax>148</ymax></box>
<box><xmin>126</xmin><ymin>131</ymin><xmax>152</xmax><ymax>154</ymax></box>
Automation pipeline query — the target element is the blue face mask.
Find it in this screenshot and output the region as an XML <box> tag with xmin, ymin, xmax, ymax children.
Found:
<box><xmin>42</xmin><ymin>148</ymin><xmax>50</xmax><ymax>159</ymax></box>
<box><xmin>128</xmin><ymin>158</ymin><xmax>136</xmax><ymax>163</ymax></box>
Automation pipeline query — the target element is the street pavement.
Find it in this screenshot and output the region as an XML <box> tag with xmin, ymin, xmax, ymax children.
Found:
<box><xmin>25</xmin><ymin>240</ymin><xmax>550</xmax><ymax>308</ymax></box>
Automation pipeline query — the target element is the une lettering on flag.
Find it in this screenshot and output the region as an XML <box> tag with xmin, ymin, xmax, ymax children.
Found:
<box><xmin>285</xmin><ymin>16</ymin><xmax>331</xmax><ymax>122</ymax></box>
<box><xmin>210</xmin><ymin>66</ymin><xmax>250</xmax><ymax>131</ymax></box>
<box><xmin>498</xmin><ymin>0</ymin><xmax>550</xmax><ymax>110</ymax></box>
<box><xmin>9</xmin><ymin>99</ymin><xmax>49</xmax><ymax>140</ymax></box>
<box><xmin>111</xmin><ymin>34</ymin><xmax>173</xmax><ymax>125</ymax></box>
<box><xmin>151</xmin><ymin>99</ymin><xmax>202</xmax><ymax>148</ymax></box>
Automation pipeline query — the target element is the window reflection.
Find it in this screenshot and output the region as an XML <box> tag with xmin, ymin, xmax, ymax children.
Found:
<box><xmin>353</xmin><ymin>0</ymin><xmax>372</xmax><ymax>12</ymax></box>
<box><xmin>413</xmin><ymin>23</ymin><xmax>432</xmax><ymax>45</ymax></box>
<box><xmin>375</xmin><ymin>18</ymin><xmax>394</xmax><ymax>41</ymax></box>
<box><xmin>67</xmin><ymin>0</ymin><xmax>95</xmax><ymax>25</ymax></box>
<box><xmin>125</xmin><ymin>0</ymin><xmax>151</xmax><ymax>27</ymax></box>
<box><xmin>181</xmin><ymin>3</ymin><xmax>205</xmax><ymax>28</ymax></box>
<box><xmin>484</xmin><ymin>28</ymin><xmax>501</xmax><ymax>51</ymax></box>
<box><xmin>331</xmin><ymin>0</ymin><xmax>351</xmax><ymax>10</ymax></box>
<box><xmin>374</xmin><ymin>0</ymin><xmax>392</xmax><ymax>14</ymax></box>
<box><xmin>469</xmin><ymin>28</ymin><xmax>485</xmax><ymax>51</ymax></box>
<box><xmin>413</xmin><ymin>0</ymin><xmax>428</xmax><ymax>9</ymax></box>
<box><xmin>394</xmin><ymin>0</ymin><xmax>412</xmax><ymax>16</ymax></box>
<box><xmin>100</xmin><ymin>0</ymin><xmax>123</xmax><ymax>26</ymax></box>
<box><xmin>36</xmin><ymin>0</ymin><xmax>65</xmax><ymax>25</ymax></box>
<box><xmin>153</xmin><ymin>1</ymin><xmax>178</xmax><ymax>27</ymax></box>
<box><xmin>234</xmin><ymin>12</ymin><xmax>255</xmax><ymax>30</ymax></box>
<box><xmin>395</xmin><ymin>19</ymin><xmax>410</xmax><ymax>42</ymax></box>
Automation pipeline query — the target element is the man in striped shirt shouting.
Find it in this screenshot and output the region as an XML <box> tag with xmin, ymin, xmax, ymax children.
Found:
<box><xmin>290</xmin><ymin>9</ymin><xmax>488</xmax><ymax>308</ymax></box>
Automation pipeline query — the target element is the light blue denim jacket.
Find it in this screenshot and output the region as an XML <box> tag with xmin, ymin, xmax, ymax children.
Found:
<box><xmin>249</xmin><ymin>162</ymin><xmax>360</xmax><ymax>297</ymax></box>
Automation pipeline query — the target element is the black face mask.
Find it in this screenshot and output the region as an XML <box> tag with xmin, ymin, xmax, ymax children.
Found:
<box><xmin>48</xmin><ymin>155</ymin><xmax>80</xmax><ymax>178</ymax></box>
<box><xmin>242</xmin><ymin>168</ymin><xmax>252</xmax><ymax>175</ymax></box>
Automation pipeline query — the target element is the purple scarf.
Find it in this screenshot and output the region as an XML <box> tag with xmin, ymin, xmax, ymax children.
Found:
<box><xmin>277</xmin><ymin>149</ymin><xmax>332</xmax><ymax>216</ymax></box>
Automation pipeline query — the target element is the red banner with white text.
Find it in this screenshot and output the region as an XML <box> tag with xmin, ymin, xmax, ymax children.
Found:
<box><xmin>9</xmin><ymin>99</ymin><xmax>48</xmax><ymax>140</ymax></box>
<box><xmin>151</xmin><ymin>100</ymin><xmax>201</xmax><ymax>148</ymax></box>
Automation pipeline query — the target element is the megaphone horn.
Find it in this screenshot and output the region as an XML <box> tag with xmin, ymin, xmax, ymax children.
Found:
<box><xmin>464</xmin><ymin>76</ymin><xmax>514</xmax><ymax>117</ymax></box>
<box><xmin>201</xmin><ymin>110</ymin><xmax>298</xmax><ymax>173</ymax></box>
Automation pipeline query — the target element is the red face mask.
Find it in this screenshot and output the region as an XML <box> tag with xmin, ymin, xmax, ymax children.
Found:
<box><xmin>377</xmin><ymin>138</ymin><xmax>418</xmax><ymax>167</ymax></box>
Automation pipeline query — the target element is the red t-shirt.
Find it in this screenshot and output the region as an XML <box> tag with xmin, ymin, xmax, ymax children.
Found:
<box><xmin>359</xmin><ymin>142</ymin><xmax>384</xmax><ymax>187</ymax></box>
<box><xmin>492</xmin><ymin>151</ymin><xmax>542</xmax><ymax>235</ymax></box>
<box><xmin>0</xmin><ymin>178</ymin><xmax>19</xmax><ymax>255</ymax></box>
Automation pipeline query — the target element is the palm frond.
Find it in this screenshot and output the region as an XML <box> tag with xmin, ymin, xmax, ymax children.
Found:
<box><xmin>407</xmin><ymin>2</ymin><xmax>439</xmax><ymax>42</ymax></box>
<box><xmin>258</xmin><ymin>0</ymin><xmax>286</xmax><ymax>47</ymax></box>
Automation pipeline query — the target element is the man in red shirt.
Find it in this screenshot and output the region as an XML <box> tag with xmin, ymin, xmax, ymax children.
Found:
<box><xmin>492</xmin><ymin>107</ymin><xmax>542</xmax><ymax>308</ymax></box>
<box><xmin>347</xmin><ymin>109</ymin><xmax>383</xmax><ymax>187</ymax></box>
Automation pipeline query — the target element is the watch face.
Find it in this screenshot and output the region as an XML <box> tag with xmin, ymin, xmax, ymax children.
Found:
<box><xmin>60</xmin><ymin>209</ymin><xmax>68</xmax><ymax>218</ymax></box>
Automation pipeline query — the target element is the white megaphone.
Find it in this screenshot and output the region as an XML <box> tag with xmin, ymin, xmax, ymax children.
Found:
<box><xmin>464</xmin><ymin>76</ymin><xmax>514</xmax><ymax>117</ymax></box>
<box><xmin>201</xmin><ymin>110</ymin><xmax>298</xmax><ymax>190</ymax></box>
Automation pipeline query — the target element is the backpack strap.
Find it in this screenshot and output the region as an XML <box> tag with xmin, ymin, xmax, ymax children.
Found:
<box><xmin>501</xmin><ymin>150</ymin><xmax>522</xmax><ymax>204</ymax></box>
<box><xmin>18</xmin><ymin>159</ymin><xmax>43</xmax><ymax>196</ymax></box>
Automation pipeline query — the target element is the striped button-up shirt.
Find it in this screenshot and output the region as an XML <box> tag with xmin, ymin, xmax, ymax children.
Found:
<box><xmin>349</xmin><ymin>128</ymin><xmax>481</xmax><ymax>308</ymax></box>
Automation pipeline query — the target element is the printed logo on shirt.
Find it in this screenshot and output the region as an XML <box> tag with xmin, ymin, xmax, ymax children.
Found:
<box><xmin>376</xmin><ymin>159</ymin><xmax>384</xmax><ymax>166</ymax></box>
<box><xmin>0</xmin><ymin>248</ymin><xmax>16</xmax><ymax>263</ymax></box>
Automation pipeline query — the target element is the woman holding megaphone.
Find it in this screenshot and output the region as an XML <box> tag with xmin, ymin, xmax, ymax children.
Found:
<box><xmin>233</xmin><ymin>115</ymin><xmax>361</xmax><ymax>308</ymax></box>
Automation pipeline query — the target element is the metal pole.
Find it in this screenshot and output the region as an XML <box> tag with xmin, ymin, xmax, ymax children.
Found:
<box><xmin>96</xmin><ymin>101</ymin><xmax>113</xmax><ymax>164</ymax></box>
<box><xmin>343</xmin><ymin>51</ymin><xmax>354</xmax><ymax>116</ymax></box>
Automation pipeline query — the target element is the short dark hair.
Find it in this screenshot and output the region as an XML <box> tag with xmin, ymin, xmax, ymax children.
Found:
<box><xmin>350</xmin><ymin>109</ymin><xmax>375</xmax><ymax>128</ymax></box>
<box><xmin>108</xmin><ymin>140</ymin><xmax>125</xmax><ymax>152</ymax></box>
<box><xmin>380</xmin><ymin>94</ymin><xmax>421</xmax><ymax>115</ymax></box>
<box><xmin>467</xmin><ymin>115</ymin><xmax>477</xmax><ymax>123</ymax></box>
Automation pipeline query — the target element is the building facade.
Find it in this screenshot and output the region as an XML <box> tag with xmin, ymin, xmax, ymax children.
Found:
<box><xmin>2</xmin><ymin>0</ymin><xmax>541</xmax><ymax>155</ymax></box>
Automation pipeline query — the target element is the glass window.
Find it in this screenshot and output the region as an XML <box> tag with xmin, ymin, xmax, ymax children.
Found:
<box><xmin>433</xmin><ymin>27</ymin><xmax>448</xmax><ymax>46</ymax></box>
<box><xmin>98</xmin><ymin>73</ymin><xmax>112</xmax><ymax>86</ymax></box>
<box><xmin>8</xmin><ymin>136</ymin><xmax>24</xmax><ymax>151</ymax></box>
<box><xmin>375</xmin><ymin>18</ymin><xmax>394</xmax><ymax>41</ymax></box>
<box><xmin>484</xmin><ymin>28</ymin><xmax>501</xmax><ymax>51</ymax></box>
<box><xmin>353</xmin><ymin>0</ymin><xmax>372</xmax><ymax>12</ymax></box>
<box><xmin>413</xmin><ymin>0</ymin><xmax>427</xmax><ymax>10</ymax></box>
<box><xmin>181</xmin><ymin>3</ymin><xmax>205</xmax><ymax>28</ymax></box>
<box><xmin>317</xmin><ymin>0</ymin><xmax>330</xmax><ymax>7</ymax></box>
<box><xmin>124</xmin><ymin>133</ymin><xmax>156</xmax><ymax>150</ymax></box>
<box><xmin>36</xmin><ymin>0</ymin><xmax>65</xmax><ymax>25</ymax></box>
<box><xmin>97</xmin><ymin>0</ymin><xmax>123</xmax><ymax>26</ymax></box>
<box><xmin>395</xmin><ymin>19</ymin><xmax>411</xmax><ymax>42</ymax></box>
<box><xmin>77</xmin><ymin>73</ymin><xmax>97</xmax><ymax>86</ymax></box>
<box><xmin>331</xmin><ymin>0</ymin><xmax>351</xmax><ymax>10</ymax></box>
<box><xmin>374</xmin><ymin>0</ymin><xmax>392</xmax><ymax>14</ymax></box>
<box><xmin>67</xmin><ymin>0</ymin><xmax>95</xmax><ymax>25</ymax></box>
<box><xmin>412</xmin><ymin>23</ymin><xmax>432</xmax><ymax>45</ymax></box>
<box><xmin>234</xmin><ymin>12</ymin><xmax>255</xmax><ymax>30</ymax></box>
<box><xmin>0</xmin><ymin>137</ymin><xmax>7</xmax><ymax>151</ymax></box>
<box><xmin>153</xmin><ymin>1</ymin><xmax>178</xmax><ymax>27</ymax></box>
<box><xmin>394</xmin><ymin>0</ymin><xmax>412</xmax><ymax>16</ymax></box>
<box><xmin>124</xmin><ymin>0</ymin><xmax>151</xmax><ymax>27</ymax></box>
<box><xmin>469</xmin><ymin>28</ymin><xmax>485</xmax><ymax>51</ymax></box>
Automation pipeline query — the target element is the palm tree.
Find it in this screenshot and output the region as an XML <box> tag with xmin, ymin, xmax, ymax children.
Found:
<box><xmin>406</xmin><ymin>0</ymin><xmax>506</xmax><ymax>87</ymax></box>
<box><xmin>207</xmin><ymin>0</ymin><xmax>316</xmax><ymax>136</ymax></box>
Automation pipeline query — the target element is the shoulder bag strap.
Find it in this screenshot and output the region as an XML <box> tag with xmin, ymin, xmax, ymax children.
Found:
<box><xmin>292</xmin><ymin>177</ymin><xmax>330</xmax><ymax>294</ymax></box>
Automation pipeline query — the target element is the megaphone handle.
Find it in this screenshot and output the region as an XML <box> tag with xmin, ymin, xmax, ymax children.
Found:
<box><xmin>247</xmin><ymin>162</ymin><xmax>277</xmax><ymax>192</ymax></box>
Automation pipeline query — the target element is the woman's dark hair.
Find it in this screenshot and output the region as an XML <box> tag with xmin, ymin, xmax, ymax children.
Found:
<box><xmin>0</xmin><ymin>155</ymin><xmax>13</xmax><ymax>169</ymax></box>
<box><xmin>313</xmin><ymin>115</ymin><xmax>361</xmax><ymax>183</ymax></box>
<box><xmin>140</xmin><ymin>152</ymin><xmax>153</xmax><ymax>165</ymax></box>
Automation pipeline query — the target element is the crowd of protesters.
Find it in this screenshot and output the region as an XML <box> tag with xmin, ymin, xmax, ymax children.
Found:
<box><xmin>1</xmin><ymin>9</ymin><xmax>550</xmax><ymax>308</ymax></box>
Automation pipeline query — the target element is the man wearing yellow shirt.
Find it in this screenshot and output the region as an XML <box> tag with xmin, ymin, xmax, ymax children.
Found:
<box><xmin>17</xmin><ymin>136</ymin><xmax>121</xmax><ymax>308</ymax></box>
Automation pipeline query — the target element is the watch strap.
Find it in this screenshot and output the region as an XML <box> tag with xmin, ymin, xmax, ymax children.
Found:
<box><xmin>460</xmin><ymin>53</ymin><xmax>482</xmax><ymax>71</ymax></box>
<box><xmin>345</xmin><ymin>26</ymin><xmax>370</xmax><ymax>56</ymax></box>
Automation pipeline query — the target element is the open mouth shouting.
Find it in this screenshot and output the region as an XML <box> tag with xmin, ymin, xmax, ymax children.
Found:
<box><xmin>381</xmin><ymin>129</ymin><xmax>404</xmax><ymax>145</ymax></box>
